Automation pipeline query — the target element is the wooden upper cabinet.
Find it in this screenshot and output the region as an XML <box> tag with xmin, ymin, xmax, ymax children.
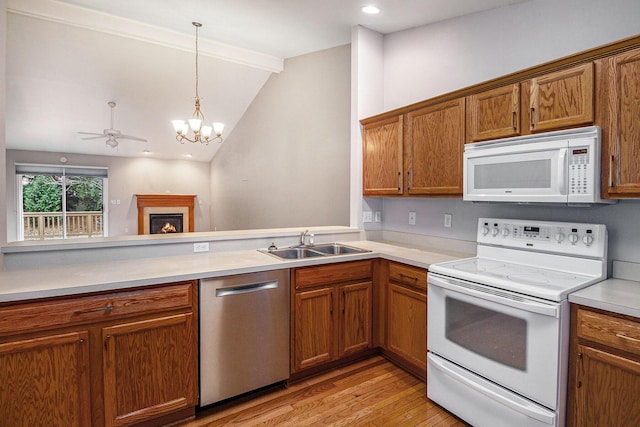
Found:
<box><xmin>601</xmin><ymin>47</ymin><xmax>640</xmax><ymax>198</ymax></box>
<box><xmin>524</xmin><ymin>62</ymin><xmax>595</xmax><ymax>132</ymax></box>
<box><xmin>362</xmin><ymin>115</ymin><xmax>404</xmax><ymax>196</ymax></box>
<box><xmin>467</xmin><ymin>83</ymin><xmax>520</xmax><ymax>142</ymax></box>
<box><xmin>405</xmin><ymin>98</ymin><xmax>465</xmax><ymax>196</ymax></box>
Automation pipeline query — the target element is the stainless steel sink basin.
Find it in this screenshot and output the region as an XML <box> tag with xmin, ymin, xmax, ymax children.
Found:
<box><xmin>262</xmin><ymin>247</ymin><xmax>325</xmax><ymax>259</ymax></box>
<box><xmin>310</xmin><ymin>243</ymin><xmax>369</xmax><ymax>255</ymax></box>
<box><xmin>259</xmin><ymin>243</ymin><xmax>370</xmax><ymax>260</ymax></box>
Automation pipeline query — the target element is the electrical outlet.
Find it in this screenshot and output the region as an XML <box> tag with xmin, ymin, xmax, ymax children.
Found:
<box><xmin>374</xmin><ymin>211</ymin><xmax>381</xmax><ymax>222</ymax></box>
<box><xmin>193</xmin><ymin>242</ymin><xmax>209</xmax><ymax>253</ymax></box>
<box><xmin>409</xmin><ymin>212</ymin><xmax>416</xmax><ymax>225</ymax></box>
<box><xmin>362</xmin><ymin>211</ymin><xmax>373</xmax><ymax>223</ymax></box>
<box><xmin>444</xmin><ymin>213</ymin><xmax>452</xmax><ymax>228</ymax></box>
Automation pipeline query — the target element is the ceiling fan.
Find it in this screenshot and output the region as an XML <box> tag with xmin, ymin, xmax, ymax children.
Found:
<box><xmin>78</xmin><ymin>101</ymin><xmax>147</xmax><ymax>148</ymax></box>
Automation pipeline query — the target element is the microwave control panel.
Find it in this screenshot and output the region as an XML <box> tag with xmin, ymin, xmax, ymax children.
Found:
<box><xmin>477</xmin><ymin>218</ymin><xmax>607</xmax><ymax>258</ymax></box>
<box><xmin>568</xmin><ymin>145</ymin><xmax>593</xmax><ymax>195</ymax></box>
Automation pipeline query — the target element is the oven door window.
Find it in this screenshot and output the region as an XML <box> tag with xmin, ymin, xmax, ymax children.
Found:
<box><xmin>445</xmin><ymin>297</ymin><xmax>526</xmax><ymax>371</ymax></box>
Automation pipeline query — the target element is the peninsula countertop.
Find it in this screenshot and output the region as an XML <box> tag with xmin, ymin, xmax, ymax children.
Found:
<box><xmin>0</xmin><ymin>240</ymin><xmax>473</xmax><ymax>303</ymax></box>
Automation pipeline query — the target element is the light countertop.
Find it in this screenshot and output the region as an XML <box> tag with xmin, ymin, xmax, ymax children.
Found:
<box><xmin>0</xmin><ymin>240</ymin><xmax>473</xmax><ymax>304</ymax></box>
<box><xmin>569</xmin><ymin>260</ymin><xmax>640</xmax><ymax>318</ymax></box>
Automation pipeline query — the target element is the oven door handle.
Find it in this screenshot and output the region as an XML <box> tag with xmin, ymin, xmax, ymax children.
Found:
<box><xmin>428</xmin><ymin>353</ymin><xmax>555</xmax><ymax>425</ymax></box>
<box><xmin>428</xmin><ymin>274</ymin><xmax>559</xmax><ymax>318</ymax></box>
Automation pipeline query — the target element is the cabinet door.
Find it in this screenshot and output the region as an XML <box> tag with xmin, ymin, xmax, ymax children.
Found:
<box><xmin>362</xmin><ymin>115</ymin><xmax>404</xmax><ymax>196</ymax></box>
<box><xmin>0</xmin><ymin>331</ymin><xmax>91</xmax><ymax>427</ymax></box>
<box><xmin>467</xmin><ymin>83</ymin><xmax>520</xmax><ymax>142</ymax></box>
<box><xmin>293</xmin><ymin>287</ymin><xmax>335</xmax><ymax>372</ymax></box>
<box><xmin>387</xmin><ymin>283</ymin><xmax>427</xmax><ymax>374</ymax></box>
<box><xmin>573</xmin><ymin>344</ymin><xmax>640</xmax><ymax>427</ymax></box>
<box><xmin>526</xmin><ymin>62</ymin><xmax>594</xmax><ymax>132</ymax></box>
<box><xmin>339</xmin><ymin>281</ymin><xmax>372</xmax><ymax>357</ymax></box>
<box><xmin>602</xmin><ymin>48</ymin><xmax>640</xmax><ymax>197</ymax></box>
<box><xmin>405</xmin><ymin>99</ymin><xmax>465</xmax><ymax>196</ymax></box>
<box><xmin>102</xmin><ymin>313</ymin><xmax>197</xmax><ymax>427</ymax></box>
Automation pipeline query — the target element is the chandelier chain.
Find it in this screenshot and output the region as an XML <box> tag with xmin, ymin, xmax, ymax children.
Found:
<box><xmin>194</xmin><ymin>22</ymin><xmax>199</xmax><ymax>100</ymax></box>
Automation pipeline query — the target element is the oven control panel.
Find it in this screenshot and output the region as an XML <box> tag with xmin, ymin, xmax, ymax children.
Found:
<box><xmin>477</xmin><ymin>217</ymin><xmax>607</xmax><ymax>257</ymax></box>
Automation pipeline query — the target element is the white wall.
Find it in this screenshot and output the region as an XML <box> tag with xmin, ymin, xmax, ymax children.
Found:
<box><xmin>6</xmin><ymin>150</ymin><xmax>211</xmax><ymax>241</ymax></box>
<box><xmin>209</xmin><ymin>45</ymin><xmax>351</xmax><ymax>231</ymax></box>
<box><xmin>1</xmin><ymin>0</ymin><xmax>7</xmax><ymax>247</ymax></box>
<box><xmin>357</xmin><ymin>0</ymin><xmax>640</xmax><ymax>264</ymax></box>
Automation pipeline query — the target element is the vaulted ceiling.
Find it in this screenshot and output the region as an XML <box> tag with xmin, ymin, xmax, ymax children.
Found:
<box><xmin>5</xmin><ymin>0</ymin><xmax>528</xmax><ymax>161</ymax></box>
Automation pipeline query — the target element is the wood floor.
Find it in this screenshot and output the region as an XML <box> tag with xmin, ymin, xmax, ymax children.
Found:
<box><xmin>181</xmin><ymin>356</ymin><xmax>469</xmax><ymax>426</ymax></box>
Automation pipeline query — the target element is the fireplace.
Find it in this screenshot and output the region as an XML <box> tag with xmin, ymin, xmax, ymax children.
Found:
<box><xmin>136</xmin><ymin>194</ymin><xmax>195</xmax><ymax>235</ymax></box>
<box><xmin>149</xmin><ymin>213</ymin><xmax>184</xmax><ymax>234</ymax></box>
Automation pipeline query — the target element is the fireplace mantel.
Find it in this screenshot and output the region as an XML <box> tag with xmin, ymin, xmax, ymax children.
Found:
<box><xmin>136</xmin><ymin>194</ymin><xmax>195</xmax><ymax>235</ymax></box>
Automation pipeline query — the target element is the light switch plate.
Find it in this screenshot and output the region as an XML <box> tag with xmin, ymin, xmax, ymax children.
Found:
<box><xmin>444</xmin><ymin>213</ymin><xmax>452</xmax><ymax>228</ymax></box>
<box><xmin>409</xmin><ymin>212</ymin><xmax>416</xmax><ymax>225</ymax></box>
<box><xmin>362</xmin><ymin>211</ymin><xmax>373</xmax><ymax>223</ymax></box>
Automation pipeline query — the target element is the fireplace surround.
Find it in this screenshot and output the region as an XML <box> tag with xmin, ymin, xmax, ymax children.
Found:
<box><xmin>136</xmin><ymin>194</ymin><xmax>195</xmax><ymax>235</ymax></box>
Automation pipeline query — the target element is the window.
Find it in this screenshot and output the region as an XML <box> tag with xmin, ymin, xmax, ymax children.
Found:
<box><xmin>16</xmin><ymin>164</ymin><xmax>109</xmax><ymax>240</ymax></box>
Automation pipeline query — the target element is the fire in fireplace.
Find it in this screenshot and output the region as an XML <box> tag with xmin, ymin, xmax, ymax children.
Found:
<box><xmin>149</xmin><ymin>214</ymin><xmax>184</xmax><ymax>234</ymax></box>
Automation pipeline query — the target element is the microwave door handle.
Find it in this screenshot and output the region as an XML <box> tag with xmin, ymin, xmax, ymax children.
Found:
<box><xmin>428</xmin><ymin>274</ymin><xmax>559</xmax><ymax>317</ymax></box>
<box><xmin>558</xmin><ymin>148</ymin><xmax>568</xmax><ymax>194</ymax></box>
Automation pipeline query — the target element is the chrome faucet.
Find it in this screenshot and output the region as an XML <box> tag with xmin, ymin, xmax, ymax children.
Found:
<box><xmin>299</xmin><ymin>229</ymin><xmax>309</xmax><ymax>246</ymax></box>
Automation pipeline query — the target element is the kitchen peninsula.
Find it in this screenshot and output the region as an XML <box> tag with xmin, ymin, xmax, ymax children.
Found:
<box><xmin>0</xmin><ymin>227</ymin><xmax>473</xmax><ymax>426</ymax></box>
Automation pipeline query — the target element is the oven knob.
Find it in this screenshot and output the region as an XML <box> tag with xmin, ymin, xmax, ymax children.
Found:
<box><xmin>554</xmin><ymin>233</ymin><xmax>565</xmax><ymax>243</ymax></box>
<box><xmin>491</xmin><ymin>227</ymin><xmax>500</xmax><ymax>237</ymax></box>
<box><xmin>501</xmin><ymin>227</ymin><xmax>510</xmax><ymax>237</ymax></box>
<box><xmin>568</xmin><ymin>233</ymin><xmax>579</xmax><ymax>244</ymax></box>
<box><xmin>482</xmin><ymin>226</ymin><xmax>490</xmax><ymax>236</ymax></box>
<box><xmin>583</xmin><ymin>235</ymin><xmax>594</xmax><ymax>246</ymax></box>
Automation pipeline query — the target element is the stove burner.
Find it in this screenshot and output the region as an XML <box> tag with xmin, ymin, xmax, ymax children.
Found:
<box><xmin>452</xmin><ymin>259</ymin><xmax>505</xmax><ymax>272</ymax></box>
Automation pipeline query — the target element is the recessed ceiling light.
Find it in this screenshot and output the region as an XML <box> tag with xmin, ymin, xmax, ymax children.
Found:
<box><xmin>362</xmin><ymin>5</ymin><xmax>381</xmax><ymax>15</ymax></box>
<box><xmin>142</xmin><ymin>149</ymin><xmax>151</xmax><ymax>155</ymax></box>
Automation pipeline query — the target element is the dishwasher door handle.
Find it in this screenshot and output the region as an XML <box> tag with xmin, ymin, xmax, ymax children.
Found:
<box><xmin>215</xmin><ymin>281</ymin><xmax>279</xmax><ymax>297</ymax></box>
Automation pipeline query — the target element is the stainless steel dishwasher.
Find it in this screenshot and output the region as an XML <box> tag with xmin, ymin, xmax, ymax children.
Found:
<box><xmin>199</xmin><ymin>269</ymin><xmax>290</xmax><ymax>406</ymax></box>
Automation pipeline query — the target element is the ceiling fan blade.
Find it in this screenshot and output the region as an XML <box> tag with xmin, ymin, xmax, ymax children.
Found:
<box><xmin>80</xmin><ymin>135</ymin><xmax>108</xmax><ymax>140</ymax></box>
<box><xmin>119</xmin><ymin>134</ymin><xmax>148</xmax><ymax>142</ymax></box>
<box><xmin>78</xmin><ymin>131</ymin><xmax>105</xmax><ymax>136</ymax></box>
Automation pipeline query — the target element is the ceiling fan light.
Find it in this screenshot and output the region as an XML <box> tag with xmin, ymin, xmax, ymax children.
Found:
<box><xmin>362</xmin><ymin>5</ymin><xmax>381</xmax><ymax>15</ymax></box>
<box><xmin>213</xmin><ymin>122</ymin><xmax>225</xmax><ymax>136</ymax></box>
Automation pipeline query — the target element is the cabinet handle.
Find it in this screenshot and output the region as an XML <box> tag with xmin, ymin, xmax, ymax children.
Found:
<box><xmin>342</xmin><ymin>290</ymin><xmax>346</xmax><ymax>314</ymax></box>
<box><xmin>530</xmin><ymin>107</ymin><xmax>535</xmax><ymax>129</ymax></box>
<box><xmin>407</xmin><ymin>171</ymin><xmax>411</xmax><ymax>191</ymax></box>
<box><xmin>330</xmin><ymin>292</ymin><xmax>333</xmax><ymax>314</ymax></box>
<box><xmin>512</xmin><ymin>111</ymin><xmax>517</xmax><ymax>130</ymax></box>
<box><xmin>74</xmin><ymin>305</ymin><xmax>113</xmax><ymax>315</ymax></box>
<box><xmin>397</xmin><ymin>171</ymin><xmax>402</xmax><ymax>191</ymax></box>
<box><xmin>399</xmin><ymin>273</ymin><xmax>418</xmax><ymax>282</ymax></box>
<box><xmin>616</xmin><ymin>333</ymin><xmax>640</xmax><ymax>343</ymax></box>
<box><xmin>609</xmin><ymin>155</ymin><xmax>615</xmax><ymax>187</ymax></box>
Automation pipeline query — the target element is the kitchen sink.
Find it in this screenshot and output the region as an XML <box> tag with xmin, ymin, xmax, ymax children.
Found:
<box><xmin>310</xmin><ymin>243</ymin><xmax>369</xmax><ymax>255</ymax></box>
<box><xmin>260</xmin><ymin>243</ymin><xmax>370</xmax><ymax>260</ymax></box>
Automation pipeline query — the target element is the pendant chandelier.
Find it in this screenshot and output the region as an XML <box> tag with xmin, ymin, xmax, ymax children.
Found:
<box><xmin>172</xmin><ymin>22</ymin><xmax>224</xmax><ymax>144</ymax></box>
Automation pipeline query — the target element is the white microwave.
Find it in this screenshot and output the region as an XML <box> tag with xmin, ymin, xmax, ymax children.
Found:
<box><xmin>463</xmin><ymin>126</ymin><xmax>614</xmax><ymax>205</ymax></box>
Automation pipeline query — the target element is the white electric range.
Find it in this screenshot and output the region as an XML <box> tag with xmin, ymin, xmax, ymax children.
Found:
<box><xmin>427</xmin><ymin>217</ymin><xmax>608</xmax><ymax>427</ymax></box>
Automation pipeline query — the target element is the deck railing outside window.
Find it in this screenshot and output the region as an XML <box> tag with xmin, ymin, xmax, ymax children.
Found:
<box><xmin>23</xmin><ymin>212</ymin><xmax>104</xmax><ymax>240</ymax></box>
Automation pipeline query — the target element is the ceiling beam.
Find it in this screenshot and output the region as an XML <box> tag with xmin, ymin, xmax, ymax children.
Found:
<box><xmin>8</xmin><ymin>0</ymin><xmax>284</xmax><ymax>73</ymax></box>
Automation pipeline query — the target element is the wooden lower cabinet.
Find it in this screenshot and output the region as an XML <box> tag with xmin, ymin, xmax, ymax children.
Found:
<box><xmin>291</xmin><ymin>261</ymin><xmax>373</xmax><ymax>374</ymax></box>
<box><xmin>0</xmin><ymin>331</ymin><xmax>91</xmax><ymax>427</ymax></box>
<box><xmin>0</xmin><ymin>281</ymin><xmax>198</xmax><ymax>427</ymax></box>
<box><xmin>568</xmin><ymin>305</ymin><xmax>640</xmax><ymax>426</ymax></box>
<box><xmin>103</xmin><ymin>313</ymin><xmax>197</xmax><ymax>427</ymax></box>
<box><xmin>383</xmin><ymin>261</ymin><xmax>428</xmax><ymax>380</ymax></box>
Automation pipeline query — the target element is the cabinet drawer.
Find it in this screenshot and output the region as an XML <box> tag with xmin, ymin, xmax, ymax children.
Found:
<box><xmin>295</xmin><ymin>260</ymin><xmax>372</xmax><ymax>289</ymax></box>
<box><xmin>0</xmin><ymin>282</ymin><xmax>195</xmax><ymax>336</ymax></box>
<box><xmin>577</xmin><ymin>308</ymin><xmax>640</xmax><ymax>356</ymax></box>
<box><xmin>389</xmin><ymin>262</ymin><xmax>427</xmax><ymax>291</ymax></box>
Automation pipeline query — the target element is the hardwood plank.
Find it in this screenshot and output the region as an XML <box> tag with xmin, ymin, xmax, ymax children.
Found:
<box><xmin>180</xmin><ymin>357</ymin><xmax>469</xmax><ymax>426</ymax></box>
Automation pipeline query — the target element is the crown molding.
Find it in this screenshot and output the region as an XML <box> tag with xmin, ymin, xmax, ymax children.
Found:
<box><xmin>8</xmin><ymin>0</ymin><xmax>284</xmax><ymax>73</ymax></box>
